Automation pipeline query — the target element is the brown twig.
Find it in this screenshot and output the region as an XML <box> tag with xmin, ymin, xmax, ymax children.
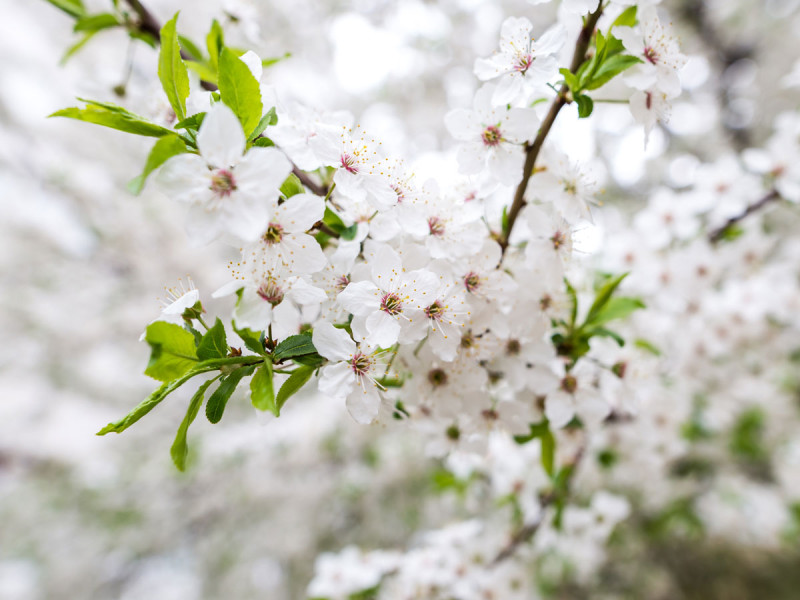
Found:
<box><xmin>708</xmin><ymin>189</ymin><xmax>780</xmax><ymax>243</ymax></box>
<box><xmin>292</xmin><ymin>166</ymin><xmax>329</xmax><ymax>198</ymax></box>
<box><xmin>499</xmin><ymin>5</ymin><xmax>605</xmax><ymax>252</ymax></box>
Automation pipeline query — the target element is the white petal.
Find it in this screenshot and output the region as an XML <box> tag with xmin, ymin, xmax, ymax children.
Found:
<box><xmin>503</xmin><ymin>108</ymin><xmax>540</xmax><ymax>143</ymax></box>
<box><xmin>365</xmin><ymin>310</ymin><xmax>401</xmax><ymax>348</ymax></box>
<box><xmin>337</xmin><ymin>280</ymin><xmax>380</xmax><ymax>315</ymax></box>
<box><xmin>319</xmin><ymin>362</ymin><xmax>355</xmax><ymax>399</ymax></box>
<box><xmin>157</xmin><ymin>154</ymin><xmax>211</xmax><ymax>204</ymax></box>
<box><xmin>313</xmin><ymin>322</ymin><xmax>356</xmax><ymax>362</ymax></box>
<box><xmin>275</xmin><ymin>193</ymin><xmax>325</xmax><ymax>232</ymax></box>
<box><xmin>346</xmin><ymin>385</ymin><xmax>381</xmax><ymax>424</ymax></box>
<box><xmin>197</xmin><ymin>103</ymin><xmax>246</xmax><ymax>168</ymax></box>
<box><xmin>235</xmin><ymin>147</ymin><xmax>292</xmax><ymax>197</ymax></box>
<box><xmin>234</xmin><ymin>290</ymin><xmax>273</xmax><ymax>330</ymax></box>
<box><xmin>239</xmin><ymin>50</ymin><xmax>263</xmax><ymax>81</ymax></box>
<box><xmin>488</xmin><ymin>143</ymin><xmax>525</xmax><ymax>186</ymax></box>
<box><xmin>287</xmin><ymin>278</ymin><xmax>327</xmax><ymax>306</ymax></box>
<box><xmin>444</xmin><ymin>109</ymin><xmax>481</xmax><ymax>141</ymax></box>
<box><xmin>545</xmin><ymin>392</ymin><xmax>575</xmax><ymax>428</ymax></box>
<box><xmin>456</xmin><ymin>143</ymin><xmax>487</xmax><ymax>175</ymax></box>
<box><xmin>280</xmin><ymin>234</ymin><xmax>328</xmax><ymax>273</ymax></box>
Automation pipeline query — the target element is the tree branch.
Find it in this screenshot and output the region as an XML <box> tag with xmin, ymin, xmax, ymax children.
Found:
<box><xmin>499</xmin><ymin>5</ymin><xmax>604</xmax><ymax>252</ymax></box>
<box><xmin>292</xmin><ymin>166</ymin><xmax>329</xmax><ymax>197</ymax></box>
<box><xmin>708</xmin><ymin>189</ymin><xmax>781</xmax><ymax>243</ymax></box>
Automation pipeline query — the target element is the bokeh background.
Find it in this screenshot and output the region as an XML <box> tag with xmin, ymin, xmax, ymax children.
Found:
<box><xmin>2</xmin><ymin>0</ymin><xmax>800</xmax><ymax>598</ymax></box>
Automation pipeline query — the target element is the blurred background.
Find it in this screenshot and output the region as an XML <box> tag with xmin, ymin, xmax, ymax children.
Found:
<box><xmin>1</xmin><ymin>0</ymin><xmax>800</xmax><ymax>598</ymax></box>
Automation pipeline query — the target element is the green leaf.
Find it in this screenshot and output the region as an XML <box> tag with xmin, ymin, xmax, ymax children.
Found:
<box><xmin>205</xmin><ymin>365</ymin><xmax>253</xmax><ymax>424</ymax></box>
<box><xmin>127</xmin><ymin>134</ymin><xmax>188</xmax><ymax>194</ymax></box>
<box><xmin>185</xmin><ymin>61</ymin><xmax>218</xmax><ymax>86</ymax></box>
<box><xmin>50</xmin><ymin>104</ymin><xmax>174</xmax><ymax>138</ymax></box>
<box><xmin>197</xmin><ymin>318</ymin><xmax>228</xmax><ymax>360</ymax></box>
<box><xmin>340</xmin><ymin>224</ymin><xmax>359</xmax><ymax>241</ymax></box>
<box><xmin>128</xmin><ymin>30</ymin><xmax>158</xmax><ymax>49</ymax></box>
<box><xmin>273</xmin><ymin>333</ymin><xmax>316</xmax><ymax>362</ymax></box>
<box><xmin>233</xmin><ymin>325</ymin><xmax>266</xmax><ymax>355</ymax></box>
<box><xmin>276</xmin><ymin>366</ymin><xmax>314</xmax><ymax>412</ymax></box>
<box><xmin>261</xmin><ymin>52</ymin><xmax>291</xmax><ymax>68</ymax></box>
<box><xmin>587</xmin><ymin>326</ymin><xmax>625</xmax><ymax>346</ymax></box>
<box><xmin>574</xmin><ymin>93</ymin><xmax>594</xmax><ymax>118</ymax></box>
<box><xmin>585</xmin><ymin>272</ymin><xmax>628</xmax><ymax>325</ymax></box>
<box><xmin>251</xmin><ymin>137</ymin><xmax>274</xmax><ymax>147</ymax></box>
<box><xmin>559</xmin><ymin>67</ymin><xmax>580</xmax><ymax>92</ymax></box>
<box><xmin>174</xmin><ymin>112</ymin><xmax>206</xmax><ymax>131</ymax></box>
<box><xmin>323</xmin><ymin>206</ymin><xmax>346</xmax><ymax>231</ymax></box>
<box><xmin>540</xmin><ymin>428</ymin><xmax>556</xmax><ymax>477</ymax></box>
<box><xmin>280</xmin><ymin>173</ymin><xmax>305</xmax><ymax>198</ymax></box>
<box><xmin>177</xmin><ymin>35</ymin><xmax>205</xmax><ymax>61</ymax></box>
<box><xmin>501</xmin><ymin>205</ymin><xmax>509</xmax><ymax>236</ymax></box>
<box><xmin>249</xmin><ymin>106</ymin><xmax>278</xmax><ymax>141</ymax></box>
<box><xmin>586</xmin><ymin>296</ymin><xmax>645</xmax><ymax>327</ymax></box>
<box><xmin>513</xmin><ymin>420</ymin><xmax>550</xmax><ymax>444</ymax></box>
<box><xmin>60</xmin><ymin>31</ymin><xmax>97</xmax><ymax>64</ymax></box>
<box><xmin>73</xmin><ymin>13</ymin><xmax>120</xmax><ymax>32</ymax></box>
<box><xmin>144</xmin><ymin>321</ymin><xmax>198</xmax><ymax>382</ymax></box>
<box><xmin>206</xmin><ymin>19</ymin><xmax>225</xmax><ymax>72</ymax></box>
<box><xmin>584</xmin><ymin>54</ymin><xmax>643</xmax><ymax>90</ymax></box>
<box><xmin>170</xmin><ymin>376</ymin><xmax>218</xmax><ymax>470</ymax></box>
<box><xmin>612</xmin><ymin>6</ymin><xmax>638</xmax><ymax>29</ymax></box>
<box><xmin>158</xmin><ymin>13</ymin><xmax>190</xmax><ymax>122</ymax></box>
<box><xmin>218</xmin><ymin>47</ymin><xmax>263</xmax><ymax>138</ymax></box>
<box><xmin>44</xmin><ymin>0</ymin><xmax>85</xmax><ymax>18</ymax></box>
<box><xmin>564</xmin><ymin>278</ymin><xmax>578</xmax><ymax>328</ymax></box>
<box><xmin>634</xmin><ymin>338</ymin><xmax>661</xmax><ymax>356</ymax></box>
<box><xmin>250</xmin><ymin>362</ymin><xmax>276</xmax><ymax>413</ymax></box>
<box><xmin>97</xmin><ymin>368</ymin><xmax>203</xmax><ymax>435</ymax></box>
<box><xmin>292</xmin><ymin>353</ymin><xmax>326</xmax><ymax>368</ymax></box>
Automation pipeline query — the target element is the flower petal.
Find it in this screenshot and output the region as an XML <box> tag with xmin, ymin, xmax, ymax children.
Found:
<box><xmin>197</xmin><ymin>103</ymin><xmax>246</xmax><ymax>168</ymax></box>
<box><xmin>312</xmin><ymin>322</ymin><xmax>356</xmax><ymax>362</ymax></box>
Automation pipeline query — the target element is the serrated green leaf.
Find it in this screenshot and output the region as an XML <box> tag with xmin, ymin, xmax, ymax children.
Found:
<box><xmin>98</xmin><ymin>368</ymin><xmax>201</xmax><ymax>435</ymax></box>
<box><xmin>575</xmin><ymin>93</ymin><xmax>594</xmax><ymax>118</ymax></box>
<box><xmin>250</xmin><ymin>362</ymin><xmax>276</xmax><ymax>413</ymax></box>
<box><xmin>44</xmin><ymin>0</ymin><xmax>85</xmax><ymax>18</ymax></box>
<box><xmin>127</xmin><ymin>134</ymin><xmax>188</xmax><ymax>194</ymax></box>
<box><xmin>218</xmin><ymin>47</ymin><xmax>263</xmax><ymax>138</ymax></box>
<box><xmin>197</xmin><ymin>317</ymin><xmax>228</xmax><ymax>360</ymax></box>
<box><xmin>170</xmin><ymin>376</ymin><xmax>218</xmax><ymax>471</ymax></box>
<box><xmin>233</xmin><ymin>325</ymin><xmax>266</xmax><ymax>355</ymax></box>
<box><xmin>273</xmin><ymin>333</ymin><xmax>316</xmax><ymax>362</ymax></box>
<box><xmin>612</xmin><ymin>6</ymin><xmax>638</xmax><ymax>29</ymax></box>
<box><xmin>158</xmin><ymin>13</ymin><xmax>190</xmax><ymax>122</ymax></box>
<box><xmin>73</xmin><ymin>13</ymin><xmax>120</xmax><ymax>32</ymax></box>
<box><xmin>144</xmin><ymin>321</ymin><xmax>198</xmax><ymax>382</ymax></box>
<box><xmin>292</xmin><ymin>353</ymin><xmax>325</xmax><ymax>368</ymax></box>
<box><xmin>205</xmin><ymin>365</ymin><xmax>253</xmax><ymax>423</ymax></box>
<box><xmin>585</xmin><ymin>272</ymin><xmax>628</xmax><ymax>325</ymax></box>
<box><xmin>276</xmin><ymin>365</ymin><xmax>314</xmax><ymax>412</ymax></box>
<box><xmin>587</xmin><ymin>296</ymin><xmax>645</xmax><ymax>326</ymax></box>
<box><xmin>50</xmin><ymin>105</ymin><xmax>174</xmax><ymax>138</ymax></box>
<box><xmin>249</xmin><ymin>106</ymin><xmax>278</xmax><ymax>141</ymax></box>
<box><xmin>280</xmin><ymin>173</ymin><xmax>305</xmax><ymax>198</ymax></box>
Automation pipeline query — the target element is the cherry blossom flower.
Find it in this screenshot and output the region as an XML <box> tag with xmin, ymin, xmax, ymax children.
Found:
<box><xmin>445</xmin><ymin>83</ymin><xmax>540</xmax><ymax>186</ymax></box>
<box><xmin>157</xmin><ymin>103</ymin><xmax>291</xmax><ymax>244</ymax></box>
<box><xmin>311</xmin><ymin>322</ymin><xmax>387</xmax><ymax>423</ymax></box>
<box><xmin>474</xmin><ymin>17</ymin><xmax>567</xmax><ymax>105</ymax></box>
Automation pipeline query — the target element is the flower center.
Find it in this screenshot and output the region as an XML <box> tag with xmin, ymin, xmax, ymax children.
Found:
<box><xmin>262</xmin><ymin>223</ymin><xmax>284</xmax><ymax>245</ymax></box>
<box><xmin>561</xmin><ymin>374</ymin><xmax>577</xmax><ymax>394</ymax></box>
<box><xmin>540</xmin><ymin>294</ymin><xmax>552</xmax><ymax>311</ymax></box>
<box><xmin>506</xmin><ymin>339</ymin><xmax>521</xmax><ymax>355</ymax></box>
<box><xmin>380</xmin><ymin>292</ymin><xmax>403</xmax><ymax>316</ymax></box>
<box><xmin>428</xmin><ymin>216</ymin><xmax>446</xmax><ymax>237</ymax></box>
<box><xmin>551</xmin><ymin>230</ymin><xmax>567</xmax><ymax>250</ymax></box>
<box><xmin>427</xmin><ymin>368</ymin><xmax>448</xmax><ymax>388</ymax></box>
<box><xmin>350</xmin><ymin>352</ymin><xmax>373</xmax><ymax>376</ymax></box>
<box><xmin>612</xmin><ymin>361</ymin><xmax>627</xmax><ymax>379</ymax></box>
<box><xmin>340</xmin><ymin>153</ymin><xmax>359</xmax><ymax>174</ymax></box>
<box><xmin>514</xmin><ymin>53</ymin><xmax>534</xmax><ymax>73</ymax></box>
<box><xmin>643</xmin><ymin>46</ymin><xmax>659</xmax><ymax>65</ymax></box>
<box><xmin>481</xmin><ymin>125</ymin><xmax>503</xmax><ymax>147</ymax></box>
<box><xmin>424</xmin><ymin>301</ymin><xmax>445</xmax><ymax>321</ymax></box>
<box><xmin>335</xmin><ymin>274</ymin><xmax>350</xmax><ymax>292</ymax></box>
<box><xmin>464</xmin><ymin>272</ymin><xmax>481</xmax><ymax>293</ymax></box>
<box><xmin>210</xmin><ymin>169</ymin><xmax>237</xmax><ymax>197</ymax></box>
<box><xmin>445</xmin><ymin>424</ymin><xmax>460</xmax><ymax>441</ymax></box>
<box><xmin>256</xmin><ymin>278</ymin><xmax>284</xmax><ymax>306</ymax></box>
<box><xmin>391</xmin><ymin>183</ymin><xmax>405</xmax><ymax>203</ymax></box>
<box><xmin>461</xmin><ymin>330</ymin><xmax>476</xmax><ymax>349</ymax></box>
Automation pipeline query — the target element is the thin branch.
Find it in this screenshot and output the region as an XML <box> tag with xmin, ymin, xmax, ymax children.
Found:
<box><xmin>708</xmin><ymin>189</ymin><xmax>780</xmax><ymax>243</ymax></box>
<box><xmin>499</xmin><ymin>5</ymin><xmax>604</xmax><ymax>252</ymax></box>
<box><xmin>292</xmin><ymin>166</ymin><xmax>328</xmax><ymax>197</ymax></box>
